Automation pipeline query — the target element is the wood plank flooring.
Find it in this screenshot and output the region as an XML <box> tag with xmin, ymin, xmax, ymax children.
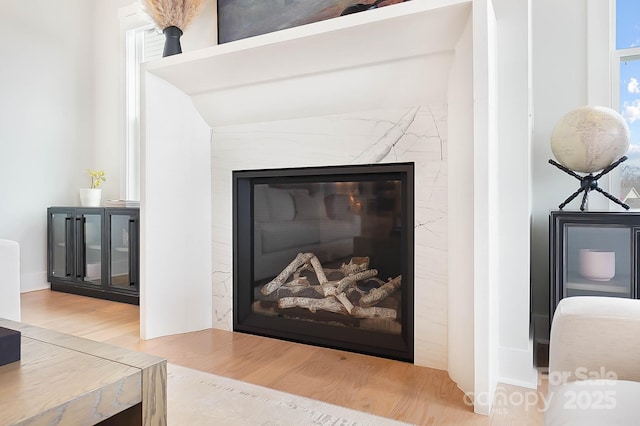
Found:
<box><xmin>20</xmin><ymin>290</ymin><xmax>545</xmax><ymax>425</ymax></box>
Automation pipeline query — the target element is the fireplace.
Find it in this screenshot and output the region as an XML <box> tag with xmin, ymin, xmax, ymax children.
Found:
<box><xmin>141</xmin><ymin>0</ymin><xmax>517</xmax><ymax>410</ymax></box>
<box><xmin>233</xmin><ymin>162</ymin><xmax>414</xmax><ymax>361</ymax></box>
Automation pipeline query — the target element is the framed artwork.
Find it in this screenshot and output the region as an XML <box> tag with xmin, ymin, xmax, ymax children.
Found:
<box><xmin>217</xmin><ymin>0</ymin><xmax>409</xmax><ymax>44</ymax></box>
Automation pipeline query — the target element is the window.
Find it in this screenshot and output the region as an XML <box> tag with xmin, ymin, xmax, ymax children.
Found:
<box><xmin>124</xmin><ymin>26</ymin><xmax>163</xmax><ymax>200</ymax></box>
<box><xmin>119</xmin><ymin>3</ymin><xmax>163</xmax><ymax>201</ymax></box>
<box><xmin>614</xmin><ymin>0</ymin><xmax>640</xmax><ymax>207</ymax></box>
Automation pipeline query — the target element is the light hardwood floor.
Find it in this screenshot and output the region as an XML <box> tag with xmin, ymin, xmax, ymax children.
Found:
<box><xmin>20</xmin><ymin>290</ymin><xmax>545</xmax><ymax>425</ymax></box>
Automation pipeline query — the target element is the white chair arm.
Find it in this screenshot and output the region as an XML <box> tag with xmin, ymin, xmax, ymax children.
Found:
<box><xmin>548</xmin><ymin>296</ymin><xmax>640</xmax><ymax>390</ymax></box>
<box><xmin>0</xmin><ymin>239</ymin><xmax>21</xmax><ymax>321</ymax></box>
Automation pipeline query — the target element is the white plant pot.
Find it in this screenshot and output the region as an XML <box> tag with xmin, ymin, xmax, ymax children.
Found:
<box><xmin>79</xmin><ymin>188</ymin><xmax>102</xmax><ymax>207</ymax></box>
<box><xmin>579</xmin><ymin>249</ymin><xmax>616</xmax><ymax>281</ymax></box>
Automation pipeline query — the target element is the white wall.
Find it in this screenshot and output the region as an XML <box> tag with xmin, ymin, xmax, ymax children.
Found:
<box><xmin>450</xmin><ymin>0</ymin><xmax>538</xmax><ymax>413</ymax></box>
<box><xmin>140</xmin><ymin>74</ymin><xmax>212</xmax><ymax>339</ymax></box>
<box><xmin>531</xmin><ymin>0</ymin><xmax>586</xmax><ymax>333</ymax></box>
<box><xmin>471</xmin><ymin>0</ymin><xmax>500</xmax><ymax>415</ymax></box>
<box><xmin>0</xmin><ymin>0</ymin><xmax>216</xmax><ymax>295</ymax></box>
<box><xmin>493</xmin><ymin>0</ymin><xmax>538</xmax><ymax>388</ymax></box>
<box><xmin>530</xmin><ymin>0</ymin><xmax>607</xmax><ymax>343</ymax></box>
<box><xmin>447</xmin><ymin>10</ymin><xmax>475</xmax><ymax>398</ymax></box>
<box><xmin>1</xmin><ymin>0</ymin><xmax>95</xmax><ymax>292</ymax></box>
<box><xmin>92</xmin><ymin>0</ymin><xmax>135</xmax><ymax>202</ymax></box>
<box><xmin>471</xmin><ymin>0</ymin><xmax>600</xmax><ymax>393</ymax></box>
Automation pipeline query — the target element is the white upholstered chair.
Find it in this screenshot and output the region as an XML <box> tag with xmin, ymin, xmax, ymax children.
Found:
<box><xmin>545</xmin><ymin>296</ymin><xmax>640</xmax><ymax>425</ymax></box>
<box><xmin>0</xmin><ymin>239</ymin><xmax>21</xmax><ymax>321</ymax></box>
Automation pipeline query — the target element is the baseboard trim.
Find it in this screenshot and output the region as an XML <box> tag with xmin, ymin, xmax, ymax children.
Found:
<box><xmin>20</xmin><ymin>272</ymin><xmax>49</xmax><ymax>293</ymax></box>
<box><xmin>498</xmin><ymin>345</ymin><xmax>538</xmax><ymax>389</ymax></box>
<box><xmin>50</xmin><ymin>281</ymin><xmax>139</xmax><ymax>305</ymax></box>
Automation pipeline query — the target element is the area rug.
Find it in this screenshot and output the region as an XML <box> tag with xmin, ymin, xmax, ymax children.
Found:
<box><xmin>167</xmin><ymin>363</ymin><xmax>414</xmax><ymax>425</ymax></box>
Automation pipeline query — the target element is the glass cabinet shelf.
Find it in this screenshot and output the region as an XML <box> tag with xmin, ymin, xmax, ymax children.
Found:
<box><xmin>565</xmin><ymin>280</ymin><xmax>630</xmax><ymax>294</ymax></box>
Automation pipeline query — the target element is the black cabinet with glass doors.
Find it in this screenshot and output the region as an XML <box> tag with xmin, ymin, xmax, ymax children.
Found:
<box><xmin>550</xmin><ymin>211</ymin><xmax>640</xmax><ymax>321</ymax></box>
<box><xmin>47</xmin><ymin>207</ymin><xmax>139</xmax><ymax>305</ymax></box>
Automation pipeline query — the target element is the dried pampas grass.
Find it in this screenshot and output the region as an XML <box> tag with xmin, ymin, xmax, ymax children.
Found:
<box><xmin>143</xmin><ymin>0</ymin><xmax>203</xmax><ymax>30</ymax></box>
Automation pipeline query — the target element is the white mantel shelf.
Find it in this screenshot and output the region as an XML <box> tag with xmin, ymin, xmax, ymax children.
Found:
<box><xmin>145</xmin><ymin>0</ymin><xmax>472</xmax><ymax>127</ymax></box>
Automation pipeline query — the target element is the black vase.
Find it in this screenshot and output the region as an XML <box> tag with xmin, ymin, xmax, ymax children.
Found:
<box><xmin>162</xmin><ymin>26</ymin><xmax>183</xmax><ymax>57</ymax></box>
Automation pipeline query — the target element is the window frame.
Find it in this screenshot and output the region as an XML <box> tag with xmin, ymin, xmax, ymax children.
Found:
<box><xmin>119</xmin><ymin>4</ymin><xmax>161</xmax><ymax>201</ymax></box>
<box><xmin>610</xmin><ymin>0</ymin><xmax>640</xmax><ymax>208</ymax></box>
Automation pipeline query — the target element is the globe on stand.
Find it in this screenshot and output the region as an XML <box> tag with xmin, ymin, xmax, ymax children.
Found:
<box><xmin>549</xmin><ymin>105</ymin><xmax>631</xmax><ymax>211</ymax></box>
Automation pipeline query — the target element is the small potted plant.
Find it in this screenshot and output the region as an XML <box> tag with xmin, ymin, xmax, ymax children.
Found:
<box><xmin>79</xmin><ymin>169</ymin><xmax>106</xmax><ymax>207</ymax></box>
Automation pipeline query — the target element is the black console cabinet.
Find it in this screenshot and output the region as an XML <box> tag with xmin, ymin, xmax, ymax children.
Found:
<box><xmin>550</xmin><ymin>211</ymin><xmax>640</xmax><ymax>321</ymax></box>
<box><xmin>47</xmin><ymin>207</ymin><xmax>139</xmax><ymax>305</ymax></box>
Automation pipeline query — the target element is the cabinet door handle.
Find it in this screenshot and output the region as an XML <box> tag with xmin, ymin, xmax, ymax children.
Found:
<box><xmin>76</xmin><ymin>217</ymin><xmax>85</xmax><ymax>278</ymax></box>
<box><xmin>129</xmin><ymin>218</ymin><xmax>137</xmax><ymax>287</ymax></box>
<box><xmin>65</xmin><ymin>217</ymin><xmax>73</xmax><ymax>277</ymax></box>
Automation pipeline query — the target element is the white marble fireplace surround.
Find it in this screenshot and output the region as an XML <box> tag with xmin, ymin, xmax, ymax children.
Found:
<box><xmin>210</xmin><ymin>105</ymin><xmax>448</xmax><ymax>366</ymax></box>
<box><xmin>141</xmin><ymin>0</ymin><xmax>536</xmax><ymax>415</ymax></box>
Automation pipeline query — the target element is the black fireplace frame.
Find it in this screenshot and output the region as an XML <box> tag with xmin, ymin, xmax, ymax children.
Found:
<box><xmin>232</xmin><ymin>162</ymin><xmax>414</xmax><ymax>362</ymax></box>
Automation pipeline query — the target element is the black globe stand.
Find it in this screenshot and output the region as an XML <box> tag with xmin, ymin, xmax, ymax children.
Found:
<box><xmin>548</xmin><ymin>156</ymin><xmax>629</xmax><ymax>211</ymax></box>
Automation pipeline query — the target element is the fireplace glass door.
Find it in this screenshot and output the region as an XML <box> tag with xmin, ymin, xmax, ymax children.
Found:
<box><xmin>234</xmin><ymin>163</ymin><xmax>414</xmax><ymax>361</ymax></box>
